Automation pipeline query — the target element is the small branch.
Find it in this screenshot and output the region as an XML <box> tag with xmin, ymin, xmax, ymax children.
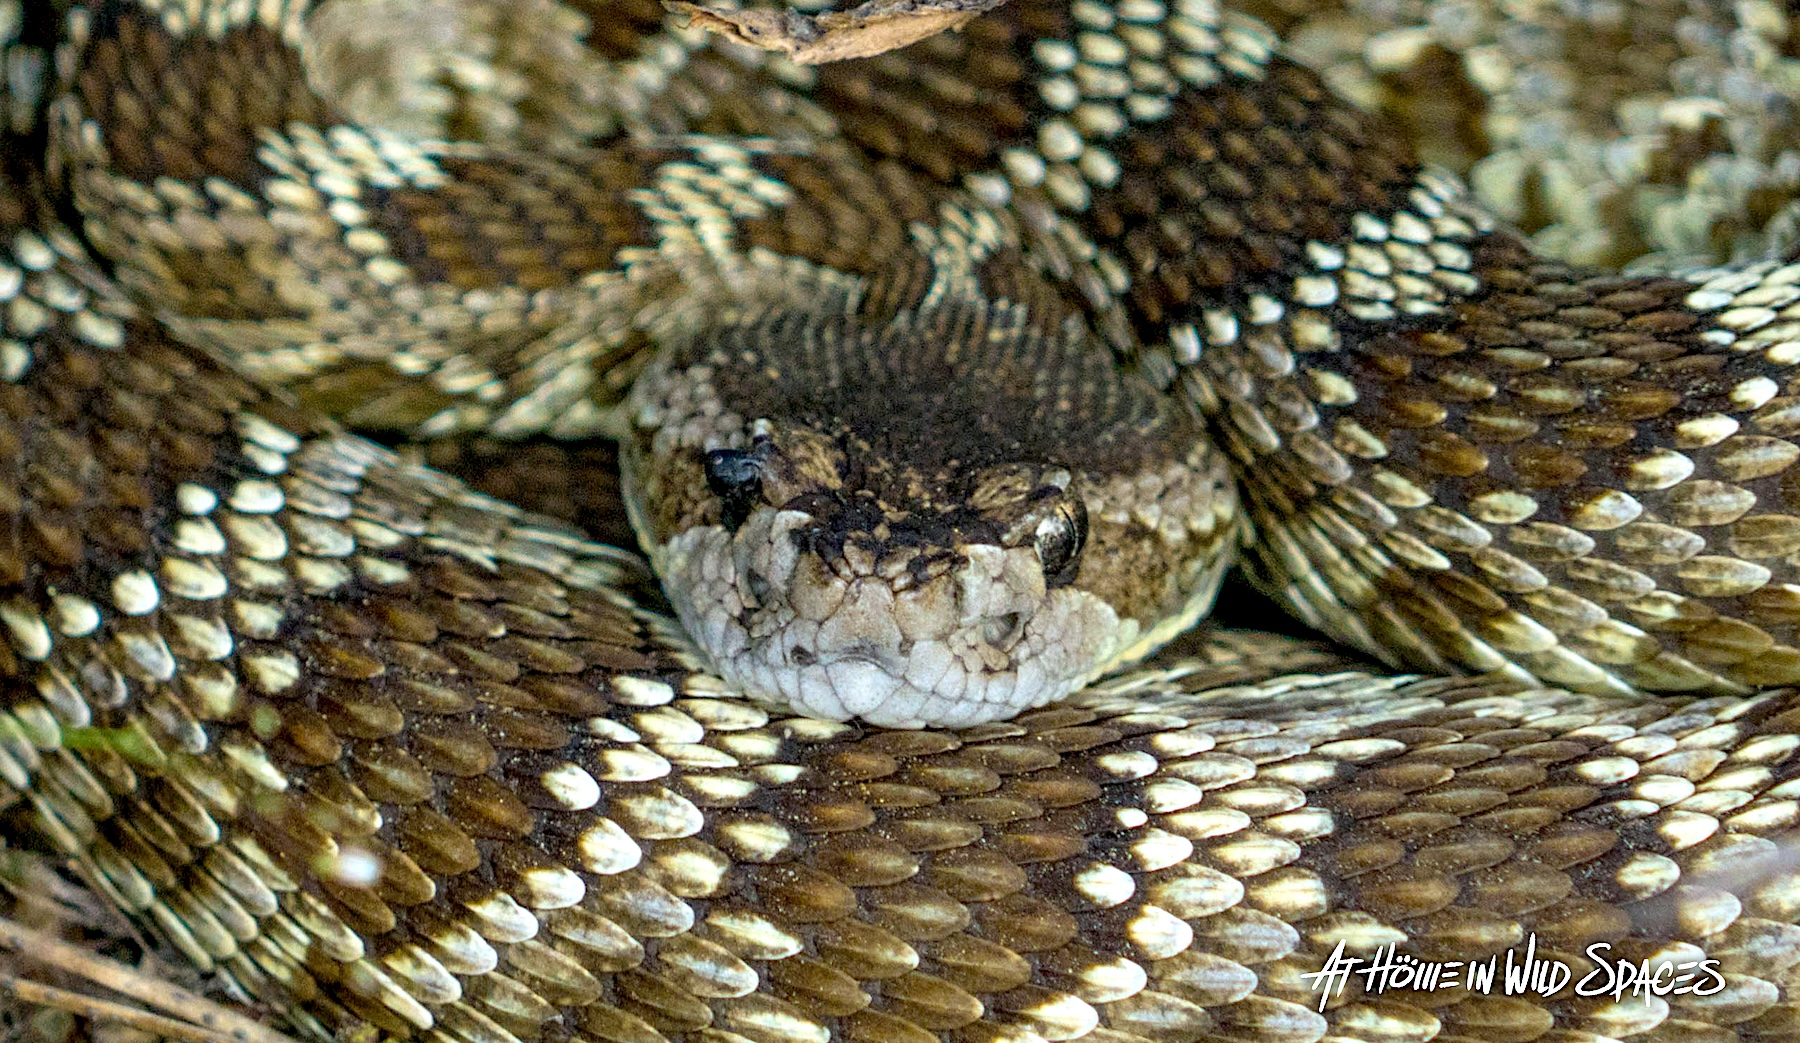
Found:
<box><xmin>0</xmin><ymin>916</ymin><xmax>298</xmax><ymax>1043</ymax></box>
<box><xmin>664</xmin><ymin>0</ymin><xmax>1010</xmax><ymax>63</ymax></box>
<box><xmin>1</xmin><ymin>974</ymin><xmax>255</xmax><ymax>1043</ymax></box>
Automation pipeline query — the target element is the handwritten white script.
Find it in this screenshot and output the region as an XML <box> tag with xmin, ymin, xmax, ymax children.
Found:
<box><xmin>1301</xmin><ymin>935</ymin><xmax>1726</xmax><ymax>1012</ymax></box>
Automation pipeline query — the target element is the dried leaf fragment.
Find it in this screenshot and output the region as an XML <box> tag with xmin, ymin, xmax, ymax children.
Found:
<box><xmin>664</xmin><ymin>0</ymin><xmax>1009</xmax><ymax>64</ymax></box>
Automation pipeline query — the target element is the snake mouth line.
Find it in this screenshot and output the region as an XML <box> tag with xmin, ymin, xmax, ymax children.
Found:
<box><xmin>812</xmin><ymin>652</ymin><xmax>907</xmax><ymax>718</ymax></box>
<box><xmin>767</xmin><ymin>650</ymin><xmax>1059</xmax><ymax>729</ymax></box>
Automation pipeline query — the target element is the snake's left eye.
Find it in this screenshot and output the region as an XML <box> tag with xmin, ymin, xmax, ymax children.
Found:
<box><xmin>705</xmin><ymin>448</ymin><xmax>764</xmax><ymax>531</ymax></box>
<box><xmin>1034</xmin><ymin>497</ymin><xmax>1088</xmax><ymax>587</ymax></box>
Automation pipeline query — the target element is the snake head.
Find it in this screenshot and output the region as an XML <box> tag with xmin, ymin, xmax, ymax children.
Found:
<box><xmin>623</xmin><ymin>302</ymin><xmax>1242</xmax><ymax>727</ymax></box>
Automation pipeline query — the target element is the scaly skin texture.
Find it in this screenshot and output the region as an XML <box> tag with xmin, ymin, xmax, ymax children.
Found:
<box><xmin>1</xmin><ymin>1</ymin><xmax>1800</xmax><ymax>1042</ymax></box>
<box><xmin>43</xmin><ymin>0</ymin><xmax>1800</xmax><ymax>701</ymax></box>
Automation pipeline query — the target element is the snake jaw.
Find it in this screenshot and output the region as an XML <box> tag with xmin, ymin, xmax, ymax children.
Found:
<box><xmin>653</xmin><ymin>502</ymin><xmax>1137</xmax><ymax>727</ymax></box>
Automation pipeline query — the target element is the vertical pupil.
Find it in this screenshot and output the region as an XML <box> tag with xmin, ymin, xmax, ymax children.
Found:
<box><xmin>1036</xmin><ymin>498</ymin><xmax>1087</xmax><ymax>585</ymax></box>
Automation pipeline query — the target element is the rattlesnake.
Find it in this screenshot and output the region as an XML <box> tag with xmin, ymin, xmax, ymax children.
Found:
<box><xmin>2</xmin><ymin>1</ymin><xmax>1800</xmax><ymax>1040</ymax></box>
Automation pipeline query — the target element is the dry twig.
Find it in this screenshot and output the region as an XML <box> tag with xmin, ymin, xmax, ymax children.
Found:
<box><xmin>664</xmin><ymin>0</ymin><xmax>1010</xmax><ymax>63</ymax></box>
<box><xmin>0</xmin><ymin>917</ymin><xmax>298</xmax><ymax>1043</ymax></box>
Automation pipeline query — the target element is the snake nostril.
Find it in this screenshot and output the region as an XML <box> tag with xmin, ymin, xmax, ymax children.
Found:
<box><xmin>983</xmin><ymin>612</ymin><xmax>1022</xmax><ymax>649</ymax></box>
<box><xmin>791</xmin><ymin>646</ymin><xmax>816</xmax><ymax>666</ymax></box>
<box><xmin>747</xmin><ymin>570</ymin><xmax>772</xmax><ymax>606</ymax></box>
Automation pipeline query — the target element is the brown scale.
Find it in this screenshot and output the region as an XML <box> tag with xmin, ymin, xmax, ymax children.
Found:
<box><xmin>1212</xmin><ymin>229</ymin><xmax>1800</xmax><ymax>692</ymax></box>
<box><xmin>69</xmin><ymin>2</ymin><xmax>336</xmax><ymax>187</ymax></box>
<box><xmin>562</xmin><ymin>0</ymin><xmax>673</xmax><ymax>61</ymax></box>
<box><xmin>733</xmin><ymin>154</ymin><xmax>941</xmax><ymax>284</ymax></box>
<box><xmin>430</xmin><ymin>142</ymin><xmax>937</xmax><ymax>312</ymax></box>
<box><xmin>0</xmin><ymin>312</ymin><xmax>299</xmax><ymax>591</ymax></box>
<box><xmin>1099</xmin><ymin>60</ymin><xmax>1419</xmax><ymax>318</ymax></box>
<box><xmin>813</xmin><ymin>7</ymin><xmax>1049</xmax><ymax>183</ymax></box>
<box><xmin>415</xmin><ymin>438</ymin><xmax>636</xmax><ymax>552</ymax></box>
<box><xmin>812</xmin><ymin>6</ymin><xmax>1419</xmax><ymax>330</ymax></box>
<box><xmin>368</xmin><ymin>152</ymin><xmax>666</xmax><ymax>292</ymax></box>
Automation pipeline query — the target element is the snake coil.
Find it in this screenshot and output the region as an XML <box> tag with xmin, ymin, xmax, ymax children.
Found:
<box><xmin>1</xmin><ymin>1</ymin><xmax>1800</xmax><ymax>1041</ymax></box>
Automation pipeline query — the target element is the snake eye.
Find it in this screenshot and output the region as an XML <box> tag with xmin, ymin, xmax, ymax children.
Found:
<box><xmin>705</xmin><ymin>448</ymin><xmax>764</xmax><ymax>532</ymax></box>
<box><xmin>1034</xmin><ymin>496</ymin><xmax>1088</xmax><ymax>587</ymax></box>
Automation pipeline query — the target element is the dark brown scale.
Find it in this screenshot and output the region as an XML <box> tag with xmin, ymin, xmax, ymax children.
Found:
<box><xmin>371</xmin><ymin>153</ymin><xmax>663</xmax><ymax>292</ymax></box>
<box><xmin>562</xmin><ymin>0</ymin><xmax>672</xmax><ymax>60</ymax></box>
<box><xmin>0</xmin><ymin>321</ymin><xmax>268</xmax><ymax>587</ymax></box>
<box><xmin>72</xmin><ymin>2</ymin><xmax>336</xmax><ymax>187</ymax></box>
<box><xmin>826</xmin><ymin>12</ymin><xmax>1039</xmax><ymax>183</ymax></box>
<box><xmin>733</xmin><ymin>154</ymin><xmax>941</xmax><ymax>283</ymax></box>
<box><xmin>819</xmin><ymin>15</ymin><xmax>1420</xmax><ymax>334</ymax></box>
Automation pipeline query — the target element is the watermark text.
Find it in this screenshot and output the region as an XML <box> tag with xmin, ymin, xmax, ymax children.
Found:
<box><xmin>1302</xmin><ymin>935</ymin><xmax>1724</xmax><ymax>1011</ymax></box>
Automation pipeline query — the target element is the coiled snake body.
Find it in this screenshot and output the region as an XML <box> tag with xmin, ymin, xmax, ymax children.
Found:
<box><xmin>4</xmin><ymin>0</ymin><xmax>1800</xmax><ymax>1040</ymax></box>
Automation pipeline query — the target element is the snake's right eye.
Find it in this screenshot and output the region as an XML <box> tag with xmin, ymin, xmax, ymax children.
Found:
<box><xmin>1034</xmin><ymin>496</ymin><xmax>1088</xmax><ymax>587</ymax></box>
<box><xmin>705</xmin><ymin>448</ymin><xmax>764</xmax><ymax>532</ymax></box>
